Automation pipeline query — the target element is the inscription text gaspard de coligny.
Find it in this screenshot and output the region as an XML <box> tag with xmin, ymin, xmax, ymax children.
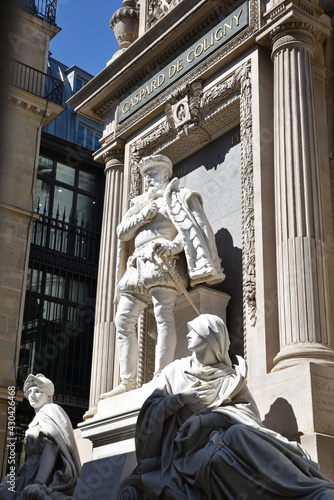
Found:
<box><xmin>119</xmin><ymin>1</ymin><xmax>249</xmax><ymax>122</ymax></box>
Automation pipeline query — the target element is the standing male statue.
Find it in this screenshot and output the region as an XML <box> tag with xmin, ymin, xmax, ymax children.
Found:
<box><xmin>101</xmin><ymin>154</ymin><xmax>225</xmax><ymax>397</ymax></box>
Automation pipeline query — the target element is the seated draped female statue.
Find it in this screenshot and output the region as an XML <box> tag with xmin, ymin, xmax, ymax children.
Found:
<box><xmin>119</xmin><ymin>314</ymin><xmax>334</xmax><ymax>499</ymax></box>
<box><xmin>0</xmin><ymin>374</ymin><xmax>81</xmax><ymax>500</ymax></box>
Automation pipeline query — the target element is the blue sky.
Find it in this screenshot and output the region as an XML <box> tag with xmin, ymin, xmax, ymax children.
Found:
<box><xmin>50</xmin><ymin>0</ymin><xmax>121</xmax><ymax>77</ymax></box>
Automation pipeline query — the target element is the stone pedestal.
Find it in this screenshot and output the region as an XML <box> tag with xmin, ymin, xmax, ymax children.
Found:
<box><xmin>78</xmin><ymin>287</ymin><xmax>230</xmax><ymax>463</ymax></box>
<box><xmin>252</xmin><ymin>363</ymin><xmax>334</xmax><ymax>480</ymax></box>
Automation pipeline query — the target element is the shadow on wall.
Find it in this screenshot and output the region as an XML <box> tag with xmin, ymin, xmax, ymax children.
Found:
<box><xmin>214</xmin><ymin>227</ymin><xmax>243</xmax><ymax>361</ymax></box>
<box><xmin>263</xmin><ymin>398</ymin><xmax>303</xmax><ymax>443</ymax></box>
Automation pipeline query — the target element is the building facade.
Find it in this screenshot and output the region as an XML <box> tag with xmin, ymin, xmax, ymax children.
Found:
<box><xmin>0</xmin><ymin>0</ymin><xmax>63</xmax><ymax>475</ymax></box>
<box><xmin>70</xmin><ymin>0</ymin><xmax>334</xmax><ymax>481</ymax></box>
<box><xmin>0</xmin><ymin>2</ymin><xmax>105</xmax><ymax>475</ymax></box>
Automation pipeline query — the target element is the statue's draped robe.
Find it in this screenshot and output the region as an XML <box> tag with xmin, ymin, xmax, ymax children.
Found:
<box><xmin>135</xmin><ymin>356</ymin><xmax>334</xmax><ymax>499</ymax></box>
<box><xmin>0</xmin><ymin>404</ymin><xmax>81</xmax><ymax>499</ymax></box>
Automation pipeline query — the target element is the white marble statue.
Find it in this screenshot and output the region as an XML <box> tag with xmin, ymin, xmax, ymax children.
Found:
<box><xmin>119</xmin><ymin>314</ymin><xmax>334</xmax><ymax>499</ymax></box>
<box><xmin>101</xmin><ymin>154</ymin><xmax>225</xmax><ymax>398</ymax></box>
<box><xmin>0</xmin><ymin>374</ymin><xmax>81</xmax><ymax>500</ymax></box>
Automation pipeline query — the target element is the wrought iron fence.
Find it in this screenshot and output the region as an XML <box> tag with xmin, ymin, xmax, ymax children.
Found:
<box><xmin>17</xmin><ymin>207</ymin><xmax>100</xmax><ymax>409</ymax></box>
<box><xmin>20</xmin><ymin>0</ymin><xmax>57</xmax><ymax>24</ymax></box>
<box><xmin>11</xmin><ymin>59</ymin><xmax>63</xmax><ymax>105</ymax></box>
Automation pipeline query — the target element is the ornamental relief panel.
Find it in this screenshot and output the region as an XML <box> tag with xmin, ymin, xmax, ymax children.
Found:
<box><xmin>146</xmin><ymin>0</ymin><xmax>183</xmax><ymax>30</ymax></box>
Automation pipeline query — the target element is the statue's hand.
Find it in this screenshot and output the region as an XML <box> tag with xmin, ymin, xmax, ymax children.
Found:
<box><xmin>176</xmin><ymin>415</ymin><xmax>201</xmax><ymax>443</ymax></box>
<box><xmin>140</xmin><ymin>201</ymin><xmax>159</xmax><ymax>221</ymax></box>
<box><xmin>179</xmin><ymin>385</ymin><xmax>215</xmax><ymax>406</ymax></box>
<box><xmin>153</xmin><ymin>241</ymin><xmax>176</xmax><ymax>258</ymax></box>
<box><xmin>23</xmin><ymin>483</ymin><xmax>45</xmax><ymax>500</ymax></box>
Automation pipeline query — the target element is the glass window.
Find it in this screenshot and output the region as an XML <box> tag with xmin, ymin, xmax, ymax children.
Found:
<box><xmin>77</xmin><ymin>124</ymin><xmax>85</xmax><ymax>147</ymax></box>
<box><xmin>86</xmin><ymin>129</ymin><xmax>93</xmax><ymax>150</ymax></box>
<box><xmin>26</xmin><ymin>268</ymin><xmax>43</xmax><ymax>293</ymax></box>
<box><xmin>34</xmin><ymin>178</ymin><xmax>50</xmax><ymax>213</ymax></box>
<box><xmin>56</xmin><ymin>162</ymin><xmax>75</xmax><ymax>186</ymax></box>
<box><xmin>78</xmin><ymin>170</ymin><xmax>96</xmax><ymax>193</ymax></box>
<box><xmin>53</xmin><ymin>186</ymin><xmax>73</xmax><ymax>220</ymax></box>
<box><xmin>43</xmin><ymin>300</ymin><xmax>63</xmax><ymax>322</ymax></box>
<box><xmin>94</xmin><ymin>134</ymin><xmax>101</xmax><ymax>151</ymax></box>
<box><xmin>69</xmin><ymin>280</ymin><xmax>89</xmax><ymax>303</ymax></box>
<box><xmin>45</xmin><ymin>273</ymin><xmax>65</xmax><ymax>299</ymax></box>
<box><xmin>75</xmin><ymin>77</ymin><xmax>85</xmax><ymax>93</ymax></box>
<box><xmin>38</xmin><ymin>156</ymin><xmax>53</xmax><ymax>177</ymax></box>
<box><xmin>76</xmin><ymin>193</ymin><xmax>95</xmax><ymax>228</ymax></box>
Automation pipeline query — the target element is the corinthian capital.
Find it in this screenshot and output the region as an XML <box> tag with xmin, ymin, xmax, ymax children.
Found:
<box><xmin>102</xmin><ymin>140</ymin><xmax>125</xmax><ymax>172</ymax></box>
<box><xmin>269</xmin><ymin>22</ymin><xmax>317</xmax><ymax>55</ymax></box>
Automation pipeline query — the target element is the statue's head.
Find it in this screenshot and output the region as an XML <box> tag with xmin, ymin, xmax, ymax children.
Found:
<box><xmin>23</xmin><ymin>373</ymin><xmax>54</xmax><ymax>411</ymax></box>
<box><xmin>139</xmin><ymin>155</ymin><xmax>173</xmax><ymax>193</ymax></box>
<box><xmin>187</xmin><ymin>314</ymin><xmax>232</xmax><ymax>366</ymax></box>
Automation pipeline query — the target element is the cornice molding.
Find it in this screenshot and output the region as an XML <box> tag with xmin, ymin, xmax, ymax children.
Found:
<box><xmin>256</xmin><ymin>2</ymin><xmax>331</xmax><ymax>49</ymax></box>
<box><xmin>8</xmin><ymin>86</ymin><xmax>65</xmax><ymax>126</ymax></box>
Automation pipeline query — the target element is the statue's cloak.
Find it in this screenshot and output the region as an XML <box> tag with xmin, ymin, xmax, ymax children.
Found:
<box><xmin>115</xmin><ymin>178</ymin><xmax>225</xmax><ymax>302</ymax></box>
<box><xmin>132</xmin><ymin>357</ymin><xmax>334</xmax><ymax>499</ymax></box>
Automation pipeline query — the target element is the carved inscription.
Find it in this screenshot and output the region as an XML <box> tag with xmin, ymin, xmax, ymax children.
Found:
<box><xmin>119</xmin><ymin>2</ymin><xmax>248</xmax><ymax>121</ymax></box>
<box><xmin>315</xmin><ymin>379</ymin><xmax>334</xmax><ymax>416</ymax></box>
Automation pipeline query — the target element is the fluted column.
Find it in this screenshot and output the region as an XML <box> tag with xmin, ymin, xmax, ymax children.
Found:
<box><xmin>271</xmin><ymin>24</ymin><xmax>334</xmax><ymax>369</ymax></box>
<box><xmin>84</xmin><ymin>143</ymin><xmax>125</xmax><ymax>419</ymax></box>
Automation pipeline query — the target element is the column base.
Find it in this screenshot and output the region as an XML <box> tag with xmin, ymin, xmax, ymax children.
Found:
<box><xmin>251</xmin><ymin>362</ymin><xmax>334</xmax><ymax>480</ymax></box>
<box><xmin>273</xmin><ymin>343</ymin><xmax>334</xmax><ymax>371</ymax></box>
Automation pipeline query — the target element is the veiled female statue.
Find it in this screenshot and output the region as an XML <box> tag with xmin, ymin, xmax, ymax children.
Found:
<box><xmin>119</xmin><ymin>314</ymin><xmax>334</xmax><ymax>499</ymax></box>
<box><xmin>0</xmin><ymin>374</ymin><xmax>81</xmax><ymax>499</ymax></box>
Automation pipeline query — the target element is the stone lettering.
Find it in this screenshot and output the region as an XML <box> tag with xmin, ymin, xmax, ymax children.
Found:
<box><xmin>119</xmin><ymin>3</ymin><xmax>247</xmax><ymax>121</ymax></box>
<box><xmin>169</xmin><ymin>64</ymin><xmax>177</xmax><ymax>79</ymax></box>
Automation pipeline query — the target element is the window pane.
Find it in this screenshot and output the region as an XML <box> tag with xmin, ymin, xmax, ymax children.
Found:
<box><xmin>45</xmin><ymin>273</ymin><xmax>65</xmax><ymax>299</ymax></box>
<box><xmin>77</xmin><ymin>124</ymin><xmax>85</xmax><ymax>147</ymax></box>
<box><xmin>69</xmin><ymin>280</ymin><xmax>89</xmax><ymax>303</ymax></box>
<box><xmin>26</xmin><ymin>268</ymin><xmax>43</xmax><ymax>293</ymax></box>
<box><xmin>34</xmin><ymin>178</ymin><xmax>50</xmax><ymax>213</ymax></box>
<box><xmin>76</xmin><ymin>193</ymin><xmax>95</xmax><ymax>228</ymax></box>
<box><xmin>53</xmin><ymin>186</ymin><xmax>73</xmax><ymax>220</ymax></box>
<box><xmin>56</xmin><ymin>162</ymin><xmax>75</xmax><ymax>186</ymax></box>
<box><xmin>86</xmin><ymin>129</ymin><xmax>93</xmax><ymax>150</ymax></box>
<box><xmin>43</xmin><ymin>300</ymin><xmax>63</xmax><ymax>322</ymax></box>
<box><xmin>75</xmin><ymin>78</ymin><xmax>83</xmax><ymax>93</ymax></box>
<box><xmin>94</xmin><ymin>135</ymin><xmax>101</xmax><ymax>151</ymax></box>
<box><xmin>38</xmin><ymin>156</ymin><xmax>53</xmax><ymax>177</ymax></box>
<box><xmin>78</xmin><ymin>170</ymin><xmax>96</xmax><ymax>193</ymax></box>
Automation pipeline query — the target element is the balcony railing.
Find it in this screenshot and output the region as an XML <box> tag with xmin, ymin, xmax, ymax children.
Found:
<box><xmin>11</xmin><ymin>60</ymin><xmax>63</xmax><ymax>105</ymax></box>
<box><xmin>20</xmin><ymin>0</ymin><xmax>57</xmax><ymax>24</ymax></box>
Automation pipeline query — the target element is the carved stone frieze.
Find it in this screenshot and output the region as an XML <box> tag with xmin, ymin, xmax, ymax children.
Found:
<box><xmin>147</xmin><ymin>0</ymin><xmax>183</xmax><ymax>30</ymax></box>
<box><xmin>202</xmin><ymin>96</ymin><xmax>240</xmax><ymax>138</ymax></box>
<box><xmin>93</xmin><ymin>99</ymin><xmax>116</xmax><ymax>121</ymax></box>
<box><xmin>238</xmin><ymin>61</ymin><xmax>256</xmax><ymax>328</ymax></box>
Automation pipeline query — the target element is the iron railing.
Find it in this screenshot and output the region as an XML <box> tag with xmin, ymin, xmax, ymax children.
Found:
<box><xmin>17</xmin><ymin>207</ymin><xmax>100</xmax><ymax>410</ymax></box>
<box><xmin>20</xmin><ymin>0</ymin><xmax>57</xmax><ymax>24</ymax></box>
<box><xmin>11</xmin><ymin>59</ymin><xmax>63</xmax><ymax>105</ymax></box>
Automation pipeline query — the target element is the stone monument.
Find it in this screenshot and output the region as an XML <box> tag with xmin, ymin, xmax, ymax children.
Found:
<box><xmin>0</xmin><ymin>374</ymin><xmax>81</xmax><ymax>500</ymax></box>
<box><xmin>118</xmin><ymin>314</ymin><xmax>334</xmax><ymax>499</ymax></box>
<box><xmin>101</xmin><ymin>154</ymin><xmax>225</xmax><ymax>398</ymax></box>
